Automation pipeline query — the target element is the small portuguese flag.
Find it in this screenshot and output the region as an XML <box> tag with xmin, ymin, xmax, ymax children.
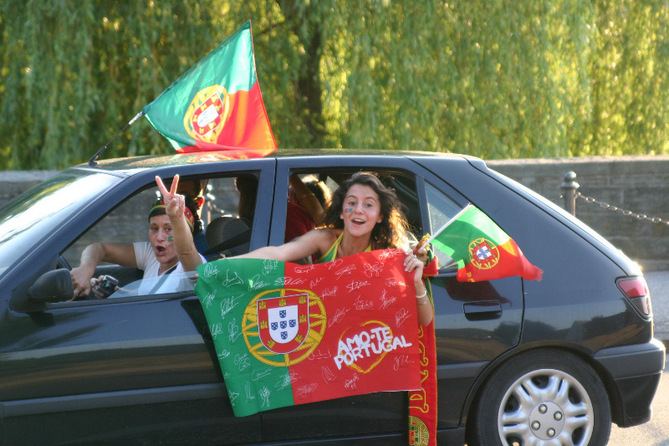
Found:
<box><xmin>430</xmin><ymin>204</ymin><xmax>543</xmax><ymax>283</ymax></box>
<box><xmin>194</xmin><ymin>250</ymin><xmax>422</xmax><ymax>417</ymax></box>
<box><xmin>143</xmin><ymin>21</ymin><xmax>277</xmax><ymax>157</ymax></box>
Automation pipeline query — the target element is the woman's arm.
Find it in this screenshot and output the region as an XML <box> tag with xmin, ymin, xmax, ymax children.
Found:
<box><xmin>235</xmin><ymin>228</ymin><xmax>335</xmax><ymax>262</ymax></box>
<box><xmin>404</xmin><ymin>250</ymin><xmax>434</xmax><ymax>326</ymax></box>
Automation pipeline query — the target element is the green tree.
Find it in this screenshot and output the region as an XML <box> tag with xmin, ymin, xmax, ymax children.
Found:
<box><xmin>1</xmin><ymin>0</ymin><xmax>667</xmax><ymax>170</ymax></box>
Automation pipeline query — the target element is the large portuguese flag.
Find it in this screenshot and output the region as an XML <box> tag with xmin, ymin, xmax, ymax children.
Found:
<box><xmin>143</xmin><ymin>21</ymin><xmax>277</xmax><ymax>157</ymax></box>
<box><xmin>431</xmin><ymin>204</ymin><xmax>543</xmax><ymax>282</ymax></box>
<box><xmin>194</xmin><ymin>250</ymin><xmax>422</xmax><ymax>417</ymax></box>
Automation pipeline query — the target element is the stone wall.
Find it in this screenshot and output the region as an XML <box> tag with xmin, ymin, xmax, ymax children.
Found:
<box><xmin>487</xmin><ymin>155</ymin><xmax>669</xmax><ymax>271</ymax></box>
<box><xmin>2</xmin><ymin>154</ymin><xmax>668</xmax><ymax>271</ymax></box>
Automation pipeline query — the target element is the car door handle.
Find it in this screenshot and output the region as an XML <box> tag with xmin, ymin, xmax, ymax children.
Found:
<box><xmin>463</xmin><ymin>301</ymin><xmax>503</xmax><ymax>320</ymax></box>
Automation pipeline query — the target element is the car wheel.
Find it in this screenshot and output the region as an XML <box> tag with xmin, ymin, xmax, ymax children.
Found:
<box><xmin>467</xmin><ymin>350</ymin><xmax>611</xmax><ymax>446</ymax></box>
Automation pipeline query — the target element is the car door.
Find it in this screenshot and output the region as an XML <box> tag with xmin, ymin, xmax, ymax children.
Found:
<box><xmin>419</xmin><ymin>177</ymin><xmax>524</xmax><ymax>427</ymax></box>
<box><xmin>0</xmin><ymin>162</ymin><xmax>277</xmax><ymax>446</ymax></box>
<box><xmin>255</xmin><ymin>157</ymin><xmax>423</xmax><ymax>443</ymax></box>
<box><xmin>256</xmin><ymin>156</ymin><xmax>524</xmax><ymax>442</ymax></box>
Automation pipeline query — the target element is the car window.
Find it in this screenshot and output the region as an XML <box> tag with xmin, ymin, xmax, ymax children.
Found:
<box><xmin>285</xmin><ymin>168</ymin><xmax>424</xmax><ymax>243</ymax></box>
<box><xmin>59</xmin><ymin>173</ymin><xmax>259</xmax><ymax>301</ymax></box>
<box><xmin>425</xmin><ymin>181</ymin><xmax>462</xmax><ymax>267</ymax></box>
<box><xmin>107</xmin><ymin>271</ymin><xmax>197</xmax><ymax>298</ymax></box>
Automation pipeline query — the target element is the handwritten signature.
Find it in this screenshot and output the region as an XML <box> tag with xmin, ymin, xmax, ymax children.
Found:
<box><xmin>321</xmin><ymin>366</ymin><xmax>337</xmax><ymax>383</ymax></box>
<box><xmin>353</xmin><ymin>296</ymin><xmax>374</xmax><ymax>311</ymax></box>
<box><xmin>228</xmin><ymin>319</ymin><xmax>242</xmax><ymax>343</ymax></box>
<box><xmin>395</xmin><ymin>308</ymin><xmax>411</xmax><ymax>327</ymax></box>
<box><xmin>262</xmin><ymin>259</ymin><xmax>279</xmax><ymax>275</ymax></box>
<box><xmin>201</xmin><ymin>291</ymin><xmax>216</xmax><ymax>309</ymax></box>
<box><xmin>379</xmin><ymin>289</ymin><xmax>397</xmax><ymax>310</ymax></box>
<box><xmin>335</xmin><ymin>264</ymin><xmax>357</xmax><ymax>279</ymax></box>
<box><xmin>346</xmin><ymin>279</ymin><xmax>370</xmax><ymax>292</ymax></box>
<box><xmin>328</xmin><ymin>307</ymin><xmax>350</xmax><ymax>328</ymax></box>
<box><xmin>201</xmin><ymin>263</ymin><xmax>219</xmax><ymax>279</ymax></box>
<box><xmin>393</xmin><ymin>354</ymin><xmax>414</xmax><ymax>371</ymax></box>
<box><xmin>235</xmin><ymin>353</ymin><xmax>251</xmax><ymax>372</ymax></box>
<box><xmin>249</xmin><ymin>274</ymin><xmax>269</xmax><ymax>290</ymax></box>
<box><xmin>363</xmin><ymin>262</ymin><xmax>384</xmax><ymax>277</ymax></box>
<box><xmin>321</xmin><ymin>286</ymin><xmax>339</xmax><ymax>298</ymax></box>
<box><xmin>295</xmin><ymin>383</ymin><xmax>319</xmax><ymax>399</ymax></box>
<box><xmin>344</xmin><ymin>373</ymin><xmax>359</xmax><ymax>390</ymax></box>
<box><xmin>222</xmin><ymin>269</ymin><xmax>243</xmax><ymax>287</ymax></box>
<box><xmin>220</xmin><ymin>295</ymin><xmax>239</xmax><ymax>318</ymax></box>
<box><xmin>259</xmin><ymin>386</ymin><xmax>271</xmax><ymax>407</ymax></box>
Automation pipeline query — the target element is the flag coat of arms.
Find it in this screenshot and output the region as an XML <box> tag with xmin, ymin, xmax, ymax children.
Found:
<box><xmin>430</xmin><ymin>204</ymin><xmax>543</xmax><ymax>282</ymax></box>
<box><xmin>194</xmin><ymin>250</ymin><xmax>422</xmax><ymax>417</ymax></box>
<box><xmin>143</xmin><ymin>21</ymin><xmax>277</xmax><ymax>157</ymax></box>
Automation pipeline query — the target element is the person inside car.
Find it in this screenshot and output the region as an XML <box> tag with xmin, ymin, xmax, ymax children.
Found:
<box><xmin>235</xmin><ymin>174</ymin><xmax>318</xmax><ymax>244</ymax></box>
<box><xmin>287</xmin><ymin>173</ymin><xmax>330</xmax><ymax>240</ymax></box>
<box><xmin>234</xmin><ymin>171</ymin><xmax>434</xmax><ymax>326</ymax></box>
<box><xmin>70</xmin><ymin>175</ymin><xmax>205</xmax><ymax>299</ymax></box>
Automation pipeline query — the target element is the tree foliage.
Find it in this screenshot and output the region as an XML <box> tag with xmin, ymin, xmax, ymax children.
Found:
<box><xmin>1</xmin><ymin>0</ymin><xmax>667</xmax><ymax>170</ymax></box>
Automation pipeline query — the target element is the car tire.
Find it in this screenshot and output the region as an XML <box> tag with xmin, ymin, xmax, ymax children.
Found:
<box><xmin>466</xmin><ymin>350</ymin><xmax>611</xmax><ymax>446</ymax></box>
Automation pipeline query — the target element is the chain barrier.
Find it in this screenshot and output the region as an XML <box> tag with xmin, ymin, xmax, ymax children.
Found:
<box><xmin>573</xmin><ymin>192</ymin><xmax>669</xmax><ymax>226</ymax></box>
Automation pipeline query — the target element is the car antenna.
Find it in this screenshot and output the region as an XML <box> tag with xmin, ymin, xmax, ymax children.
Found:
<box><xmin>88</xmin><ymin>111</ymin><xmax>144</xmax><ymax>167</ymax></box>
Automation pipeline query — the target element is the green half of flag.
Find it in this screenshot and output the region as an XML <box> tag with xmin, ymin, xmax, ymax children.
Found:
<box><xmin>431</xmin><ymin>205</ymin><xmax>543</xmax><ymax>282</ymax></box>
<box><xmin>143</xmin><ymin>21</ymin><xmax>276</xmax><ymax>157</ymax></box>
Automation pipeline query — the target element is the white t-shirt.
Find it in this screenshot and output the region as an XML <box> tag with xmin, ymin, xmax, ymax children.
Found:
<box><xmin>133</xmin><ymin>242</ymin><xmax>205</xmax><ymax>295</ymax></box>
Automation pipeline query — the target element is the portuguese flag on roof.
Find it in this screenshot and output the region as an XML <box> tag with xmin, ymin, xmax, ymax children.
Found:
<box><xmin>143</xmin><ymin>21</ymin><xmax>277</xmax><ymax>158</ymax></box>
<box><xmin>430</xmin><ymin>204</ymin><xmax>543</xmax><ymax>282</ymax></box>
<box><xmin>194</xmin><ymin>250</ymin><xmax>422</xmax><ymax>417</ymax></box>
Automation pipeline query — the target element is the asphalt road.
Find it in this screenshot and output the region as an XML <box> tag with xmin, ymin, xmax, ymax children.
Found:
<box><xmin>608</xmin><ymin>270</ymin><xmax>669</xmax><ymax>445</ymax></box>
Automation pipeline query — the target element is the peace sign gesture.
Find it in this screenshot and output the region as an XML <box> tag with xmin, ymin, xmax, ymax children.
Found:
<box><xmin>154</xmin><ymin>174</ymin><xmax>203</xmax><ymax>272</ymax></box>
<box><xmin>155</xmin><ymin>174</ymin><xmax>186</xmax><ymax>219</ymax></box>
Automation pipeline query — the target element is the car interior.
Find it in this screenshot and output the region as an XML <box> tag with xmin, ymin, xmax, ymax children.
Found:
<box><xmin>33</xmin><ymin>168</ymin><xmax>427</xmax><ymax>305</ymax></box>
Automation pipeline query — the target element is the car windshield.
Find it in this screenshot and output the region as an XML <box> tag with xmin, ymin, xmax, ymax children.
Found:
<box><xmin>0</xmin><ymin>169</ymin><xmax>120</xmax><ymax>278</ymax></box>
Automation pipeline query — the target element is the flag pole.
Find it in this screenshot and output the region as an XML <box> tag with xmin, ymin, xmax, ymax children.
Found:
<box><xmin>417</xmin><ymin>204</ymin><xmax>473</xmax><ymax>251</ymax></box>
<box><xmin>88</xmin><ymin>111</ymin><xmax>144</xmax><ymax>167</ymax></box>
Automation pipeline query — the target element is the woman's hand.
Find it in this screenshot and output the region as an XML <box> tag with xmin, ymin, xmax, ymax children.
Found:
<box><xmin>404</xmin><ymin>249</ymin><xmax>433</xmax><ymax>326</ymax></box>
<box><xmin>404</xmin><ymin>248</ymin><xmax>425</xmax><ymax>284</ymax></box>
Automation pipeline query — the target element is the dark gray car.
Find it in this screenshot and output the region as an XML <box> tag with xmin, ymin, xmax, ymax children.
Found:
<box><xmin>0</xmin><ymin>150</ymin><xmax>664</xmax><ymax>445</ymax></box>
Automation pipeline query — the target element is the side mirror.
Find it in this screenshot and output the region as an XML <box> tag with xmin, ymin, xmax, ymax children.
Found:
<box><xmin>11</xmin><ymin>268</ymin><xmax>74</xmax><ymax>312</ymax></box>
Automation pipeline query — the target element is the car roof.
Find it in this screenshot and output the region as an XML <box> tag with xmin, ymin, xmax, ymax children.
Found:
<box><xmin>83</xmin><ymin>148</ymin><xmax>480</xmax><ymax>174</ymax></box>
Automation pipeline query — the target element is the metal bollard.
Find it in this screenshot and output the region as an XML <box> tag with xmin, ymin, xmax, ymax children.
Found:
<box><xmin>561</xmin><ymin>171</ymin><xmax>579</xmax><ymax>216</ymax></box>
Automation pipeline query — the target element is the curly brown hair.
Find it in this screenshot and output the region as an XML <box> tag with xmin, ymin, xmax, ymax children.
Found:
<box><xmin>321</xmin><ymin>172</ymin><xmax>409</xmax><ymax>249</ymax></box>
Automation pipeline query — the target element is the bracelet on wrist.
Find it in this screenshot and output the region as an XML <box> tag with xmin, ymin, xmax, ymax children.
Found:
<box><xmin>416</xmin><ymin>290</ymin><xmax>427</xmax><ymax>299</ymax></box>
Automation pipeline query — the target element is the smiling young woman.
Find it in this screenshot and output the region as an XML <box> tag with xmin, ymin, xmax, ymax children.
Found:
<box><xmin>234</xmin><ymin>172</ymin><xmax>433</xmax><ymax>326</ymax></box>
